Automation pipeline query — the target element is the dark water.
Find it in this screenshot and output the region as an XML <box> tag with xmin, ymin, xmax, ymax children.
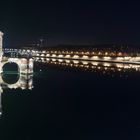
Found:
<box><xmin>0</xmin><ymin>60</ymin><xmax>140</xmax><ymax>140</ymax></box>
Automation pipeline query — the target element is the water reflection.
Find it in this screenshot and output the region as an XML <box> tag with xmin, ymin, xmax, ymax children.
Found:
<box><xmin>0</xmin><ymin>57</ymin><xmax>34</xmax><ymax>116</ymax></box>
<box><xmin>1</xmin><ymin>73</ymin><xmax>33</xmax><ymax>90</ymax></box>
<box><xmin>0</xmin><ymin>73</ymin><xmax>33</xmax><ymax>116</ymax></box>
<box><xmin>34</xmin><ymin>57</ymin><xmax>140</xmax><ymax>74</ymax></box>
<box><xmin>1</xmin><ymin>57</ymin><xmax>140</xmax><ymax>139</ymax></box>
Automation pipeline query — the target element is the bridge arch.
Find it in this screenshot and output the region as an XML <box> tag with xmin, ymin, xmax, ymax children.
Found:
<box><xmin>0</xmin><ymin>58</ymin><xmax>21</xmax><ymax>73</ymax></box>
<box><xmin>0</xmin><ymin>58</ymin><xmax>33</xmax><ymax>74</ymax></box>
<box><xmin>2</xmin><ymin>62</ymin><xmax>20</xmax><ymax>74</ymax></box>
<box><xmin>1</xmin><ymin>72</ymin><xmax>20</xmax><ymax>85</ymax></box>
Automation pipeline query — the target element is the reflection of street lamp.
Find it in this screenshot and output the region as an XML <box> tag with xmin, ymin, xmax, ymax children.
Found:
<box><xmin>39</xmin><ymin>38</ymin><xmax>44</xmax><ymax>47</ymax></box>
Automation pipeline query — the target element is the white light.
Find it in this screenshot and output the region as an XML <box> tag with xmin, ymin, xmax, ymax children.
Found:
<box><xmin>46</xmin><ymin>58</ymin><xmax>50</xmax><ymax>61</ymax></box>
<box><xmin>124</xmin><ymin>65</ymin><xmax>130</xmax><ymax>69</ymax></box>
<box><xmin>103</xmin><ymin>63</ymin><xmax>110</xmax><ymax>67</ymax></box>
<box><xmin>73</xmin><ymin>55</ymin><xmax>79</xmax><ymax>58</ymax></box>
<box><xmin>103</xmin><ymin>56</ymin><xmax>111</xmax><ymax>60</ymax></box>
<box><xmin>66</xmin><ymin>60</ymin><xmax>70</xmax><ymax>63</ymax></box>
<box><xmin>58</xmin><ymin>55</ymin><xmax>64</xmax><ymax>58</ymax></box>
<box><xmin>82</xmin><ymin>55</ymin><xmax>89</xmax><ymax>59</ymax></box>
<box><xmin>91</xmin><ymin>62</ymin><xmax>98</xmax><ymax>66</ymax></box>
<box><xmin>124</xmin><ymin>57</ymin><xmax>131</xmax><ymax>60</ymax></box>
<box><xmin>58</xmin><ymin>59</ymin><xmax>63</xmax><ymax>62</ymax></box>
<box><xmin>73</xmin><ymin>60</ymin><xmax>79</xmax><ymax>64</ymax></box>
<box><xmin>65</xmin><ymin>55</ymin><xmax>71</xmax><ymax>58</ymax></box>
<box><xmin>82</xmin><ymin>61</ymin><xmax>88</xmax><ymax>65</ymax></box>
<box><xmin>46</xmin><ymin>54</ymin><xmax>50</xmax><ymax>57</ymax></box>
<box><xmin>41</xmin><ymin>54</ymin><xmax>45</xmax><ymax>57</ymax></box>
<box><xmin>52</xmin><ymin>59</ymin><xmax>56</xmax><ymax>62</ymax></box>
<box><xmin>52</xmin><ymin>54</ymin><xmax>56</xmax><ymax>57</ymax></box>
<box><xmin>116</xmin><ymin>57</ymin><xmax>124</xmax><ymax>61</ymax></box>
<box><xmin>116</xmin><ymin>64</ymin><xmax>124</xmax><ymax>68</ymax></box>
<box><xmin>91</xmin><ymin>56</ymin><xmax>98</xmax><ymax>59</ymax></box>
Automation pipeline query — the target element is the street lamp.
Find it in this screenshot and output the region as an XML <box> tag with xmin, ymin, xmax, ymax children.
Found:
<box><xmin>39</xmin><ymin>38</ymin><xmax>44</xmax><ymax>47</ymax></box>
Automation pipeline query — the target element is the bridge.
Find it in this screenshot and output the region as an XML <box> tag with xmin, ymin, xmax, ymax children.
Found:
<box><xmin>3</xmin><ymin>44</ymin><xmax>140</xmax><ymax>65</ymax></box>
<box><xmin>0</xmin><ymin>73</ymin><xmax>33</xmax><ymax>116</ymax></box>
<box><xmin>0</xmin><ymin>31</ymin><xmax>34</xmax><ymax>116</ymax></box>
<box><xmin>0</xmin><ymin>31</ymin><xmax>33</xmax><ymax>74</ymax></box>
<box><xmin>0</xmin><ymin>57</ymin><xmax>34</xmax><ymax>74</ymax></box>
<box><xmin>2</xmin><ymin>31</ymin><xmax>140</xmax><ymax>65</ymax></box>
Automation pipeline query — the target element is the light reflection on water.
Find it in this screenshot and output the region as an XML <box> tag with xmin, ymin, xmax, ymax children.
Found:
<box><xmin>1</xmin><ymin>73</ymin><xmax>33</xmax><ymax>90</ymax></box>
<box><xmin>0</xmin><ymin>73</ymin><xmax>33</xmax><ymax>116</ymax></box>
<box><xmin>1</xmin><ymin>57</ymin><xmax>138</xmax><ymax>117</ymax></box>
<box><xmin>1</xmin><ymin>57</ymin><xmax>140</xmax><ymax>139</ymax></box>
<box><xmin>34</xmin><ymin>57</ymin><xmax>140</xmax><ymax>78</ymax></box>
<box><xmin>0</xmin><ymin>56</ymin><xmax>34</xmax><ymax>116</ymax></box>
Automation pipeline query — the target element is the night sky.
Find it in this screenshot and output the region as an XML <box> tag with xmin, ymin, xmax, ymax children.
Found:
<box><xmin>1</xmin><ymin>0</ymin><xmax>140</xmax><ymax>47</ymax></box>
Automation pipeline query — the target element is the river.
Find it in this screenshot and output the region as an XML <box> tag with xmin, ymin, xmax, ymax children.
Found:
<box><xmin>0</xmin><ymin>59</ymin><xmax>140</xmax><ymax>139</ymax></box>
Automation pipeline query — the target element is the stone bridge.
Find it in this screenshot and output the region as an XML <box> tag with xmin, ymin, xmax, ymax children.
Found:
<box><xmin>0</xmin><ymin>31</ymin><xmax>34</xmax><ymax>116</ymax></box>
<box><xmin>0</xmin><ymin>57</ymin><xmax>34</xmax><ymax>74</ymax></box>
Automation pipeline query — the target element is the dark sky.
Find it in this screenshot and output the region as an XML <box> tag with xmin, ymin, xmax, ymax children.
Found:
<box><xmin>1</xmin><ymin>0</ymin><xmax>140</xmax><ymax>47</ymax></box>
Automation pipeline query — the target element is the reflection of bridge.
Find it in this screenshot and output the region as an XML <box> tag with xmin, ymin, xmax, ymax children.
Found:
<box><xmin>0</xmin><ymin>74</ymin><xmax>33</xmax><ymax>90</ymax></box>
<box><xmin>0</xmin><ymin>31</ymin><xmax>34</xmax><ymax>116</ymax></box>
<box><xmin>35</xmin><ymin>57</ymin><xmax>140</xmax><ymax>72</ymax></box>
<box><xmin>0</xmin><ymin>73</ymin><xmax>33</xmax><ymax>115</ymax></box>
